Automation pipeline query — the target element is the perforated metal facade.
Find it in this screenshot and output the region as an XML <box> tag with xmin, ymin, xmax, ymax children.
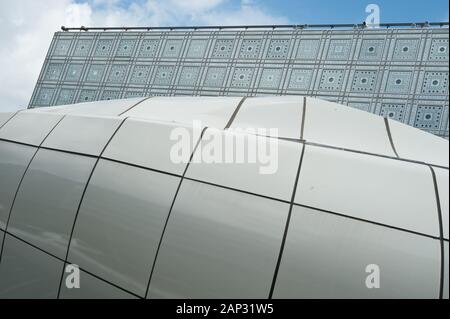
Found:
<box><xmin>29</xmin><ymin>27</ymin><xmax>449</xmax><ymax>138</ymax></box>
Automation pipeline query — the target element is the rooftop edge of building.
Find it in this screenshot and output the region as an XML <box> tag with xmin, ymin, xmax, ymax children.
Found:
<box><xmin>59</xmin><ymin>21</ymin><xmax>450</xmax><ymax>32</ymax></box>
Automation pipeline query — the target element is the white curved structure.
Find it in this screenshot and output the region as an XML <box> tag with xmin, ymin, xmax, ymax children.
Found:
<box><xmin>0</xmin><ymin>96</ymin><xmax>448</xmax><ymax>299</ymax></box>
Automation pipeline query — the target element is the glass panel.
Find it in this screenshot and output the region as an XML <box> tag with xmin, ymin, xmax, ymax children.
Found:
<box><xmin>0</xmin><ymin>112</ymin><xmax>15</xmax><ymax>128</ymax></box>
<box><xmin>68</xmin><ymin>159</ymin><xmax>180</xmax><ymax>296</ymax></box>
<box><xmin>122</xmin><ymin>97</ymin><xmax>241</xmax><ymax>129</ymax></box>
<box><xmin>43</xmin><ymin>115</ymin><xmax>122</xmax><ymax>156</ymax></box>
<box><xmin>8</xmin><ymin>149</ymin><xmax>96</xmax><ymax>259</ymax></box>
<box><xmin>230</xmin><ymin>96</ymin><xmax>303</xmax><ymax>139</ymax></box>
<box><xmin>103</xmin><ymin>119</ymin><xmax>195</xmax><ymax>175</ymax></box>
<box><xmin>148</xmin><ymin>179</ymin><xmax>289</xmax><ymax>298</ymax></box>
<box><xmin>39</xmin><ymin>97</ymin><xmax>146</xmax><ymax>116</ymax></box>
<box><xmin>186</xmin><ymin>129</ymin><xmax>303</xmax><ymax>201</ymax></box>
<box><xmin>273</xmin><ymin>206</ymin><xmax>441</xmax><ymax>298</ymax></box>
<box><xmin>0</xmin><ymin>111</ymin><xmax>63</xmax><ymax>146</ymax></box>
<box><xmin>389</xmin><ymin>119</ymin><xmax>449</xmax><ymax>167</ymax></box>
<box><xmin>302</xmin><ymin>98</ymin><xmax>395</xmax><ymax>156</ymax></box>
<box><xmin>0</xmin><ymin>235</ymin><xmax>63</xmax><ymax>298</ymax></box>
<box><xmin>0</xmin><ymin>141</ymin><xmax>36</xmax><ymax>228</ymax></box>
<box><xmin>295</xmin><ymin>145</ymin><xmax>439</xmax><ymax>237</ymax></box>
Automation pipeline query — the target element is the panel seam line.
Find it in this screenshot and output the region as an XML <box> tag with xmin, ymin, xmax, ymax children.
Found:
<box><xmin>268</xmin><ymin>143</ymin><xmax>306</xmax><ymax>299</ymax></box>
<box><xmin>224</xmin><ymin>96</ymin><xmax>247</xmax><ymax>129</ymax></box>
<box><xmin>0</xmin><ymin>110</ymin><xmax>22</xmax><ymax>131</ymax></box>
<box><xmin>144</xmin><ymin>126</ymin><xmax>207</xmax><ymax>298</ymax></box>
<box><xmin>3</xmin><ymin>230</ymin><xmax>142</xmax><ymax>298</ymax></box>
<box><xmin>0</xmin><ymin>114</ymin><xmax>67</xmax><ymax>263</ymax></box>
<box><xmin>117</xmin><ymin>96</ymin><xmax>153</xmax><ymax>116</ymax></box>
<box><xmin>429</xmin><ymin>166</ymin><xmax>444</xmax><ymax>299</ymax></box>
<box><xmin>384</xmin><ymin>117</ymin><xmax>400</xmax><ymax>158</ymax></box>
<box><xmin>56</xmin><ymin>116</ymin><xmax>129</xmax><ymax>298</ymax></box>
<box><xmin>300</xmin><ymin>96</ymin><xmax>307</xmax><ymax>141</ymax></box>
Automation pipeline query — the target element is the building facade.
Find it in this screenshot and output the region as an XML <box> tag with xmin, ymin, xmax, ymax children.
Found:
<box><xmin>1</xmin><ymin>96</ymin><xmax>448</xmax><ymax>298</ymax></box>
<box><xmin>29</xmin><ymin>24</ymin><xmax>449</xmax><ymax>138</ymax></box>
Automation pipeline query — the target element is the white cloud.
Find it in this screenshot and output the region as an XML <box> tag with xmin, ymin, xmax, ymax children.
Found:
<box><xmin>199</xmin><ymin>0</ymin><xmax>289</xmax><ymax>25</ymax></box>
<box><xmin>168</xmin><ymin>0</ymin><xmax>226</xmax><ymax>13</ymax></box>
<box><xmin>0</xmin><ymin>0</ymin><xmax>289</xmax><ymax>111</ymax></box>
<box><xmin>0</xmin><ymin>0</ymin><xmax>287</xmax><ymax>111</ymax></box>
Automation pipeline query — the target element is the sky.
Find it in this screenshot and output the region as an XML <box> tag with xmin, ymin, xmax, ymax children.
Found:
<box><xmin>0</xmin><ymin>0</ymin><xmax>448</xmax><ymax>111</ymax></box>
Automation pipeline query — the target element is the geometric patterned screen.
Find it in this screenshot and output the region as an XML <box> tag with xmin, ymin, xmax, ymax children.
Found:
<box><xmin>29</xmin><ymin>26</ymin><xmax>449</xmax><ymax>138</ymax></box>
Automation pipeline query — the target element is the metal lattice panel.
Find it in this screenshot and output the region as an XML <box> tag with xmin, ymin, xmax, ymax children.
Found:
<box><xmin>380</xmin><ymin>103</ymin><xmax>407</xmax><ymax>122</ymax></box>
<box><xmin>29</xmin><ymin>27</ymin><xmax>450</xmax><ymax>138</ymax></box>
<box><xmin>414</xmin><ymin>105</ymin><xmax>444</xmax><ymax>129</ymax></box>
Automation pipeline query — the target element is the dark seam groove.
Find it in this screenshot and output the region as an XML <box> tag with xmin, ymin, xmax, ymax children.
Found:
<box><xmin>304</xmin><ymin>140</ymin><xmax>448</xmax><ymax>170</ymax></box>
<box><xmin>0</xmin><ymin>110</ymin><xmax>21</xmax><ymax>131</ymax></box>
<box><xmin>0</xmin><ymin>115</ymin><xmax>67</xmax><ymax>263</ymax></box>
<box><xmin>0</xmin><ymin>138</ymin><xmax>36</xmax><ymax>148</ymax></box>
<box><xmin>101</xmin><ymin>156</ymin><xmax>183</xmax><ymax>178</ymax></box>
<box><xmin>118</xmin><ymin>96</ymin><xmax>153</xmax><ymax>116</ymax></box>
<box><xmin>40</xmin><ymin>146</ymin><xmax>98</xmax><ymax>158</ymax></box>
<box><xmin>56</xmin><ymin>117</ymin><xmax>129</xmax><ymax>298</ymax></box>
<box><xmin>5</xmin><ymin>231</ymin><xmax>64</xmax><ymax>262</ymax></box>
<box><xmin>300</xmin><ymin>96</ymin><xmax>307</xmax><ymax>140</ymax></box>
<box><xmin>384</xmin><ymin>117</ymin><xmax>400</xmax><ymax>158</ymax></box>
<box><xmin>429</xmin><ymin>166</ymin><xmax>444</xmax><ymax>299</ymax></box>
<box><xmin>224</xmin><ymin>96</ymin><xmax>247</xmax><ymax>129</ymax></box>
<box><xmin>268</xmin><ymin>143</ymin><xmax>306</xmax><ymax>299</ymax></box>
<box><xmin>3</xmin><ymin>230</ymin><xmax>142</xmax><ymax>298</ymax></box>
<box><xmin>184</xmin><ymin>176</ymin><xmax>291</xmax><ymax>204</ymax></box>
<box><xmin>293</xmin><ymin>203</ymin><xmax>441</xmax><ymax>241</ymax></box>
<box><xmin>144</xmin><ymin>126</ymin><xmax>207</xmax><ymax>298</ymax></box>
<box><xmin>71</xmin><ymin>263</ymin><xmax>142</xmax><ymax>299</ymax></box>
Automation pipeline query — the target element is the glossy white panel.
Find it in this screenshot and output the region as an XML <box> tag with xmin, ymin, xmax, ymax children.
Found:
<box><xmin>303</xmin><ymin>98</ymin><xmax>395</xmax><ymax>156</ymax></box>
<box><xmin>444</xmin><ymin>241</ymin><xmax>449</xmax><ymax>299</ymax></box>
<box><xmin>60</xmin><ymin>269</ymin><xmax>137</xmax><ymax>299</ymax></box>
<box><xmin>43</xmin><ymin>115</ymin><xmax>122</xmax><ymax>156</ymax></box>
<box><xmin>8</xmin><ymin>149</ymin><xmax>96</xmax><ymax>259</ymax></box>
<box><xmin>434</xmin><ymin>168</ymin><xmax>449</xmax><ymax>239</ymax></box>
<box><xmin>38</xmin><ymin>97</ymin><xmax>146</xmax><ymax>116</ymax></box>
<box><xmin>0</xmin><ymin>141</ymin><xmax>36</xmax><ymax>229</ymax></box>
<box><xmin>0</xmin><ymin>112</ymin><xmax>15</xmax><ymax>128</ymax></box>
<box><xmin>273</xmin><ymin>206</ymin><xmax>441</xmax><ymax>298</ymax></box>
<box><xmin>0</xmin><ymin>111</ymin><xmax>63</xmax><ymax>146</ymax></box>
<box><xmin>103</xmin><ymin>118</ymin><xmax>197</xmax><ymax>175</ymax></box>
<box><xmin>186</xmin><ymin>129</ymin><xmax>302</xmax><ymax>201</ymax></box>
<box><xmin>148</xmin><ymin>180</ymin><xmax>289</xmax><ymax>299</ymax></box>
<box><xmin>295</xmin><ymin>145</ymin><xmax>439</xmax><ymax>237</ymax></box>
<box><xmin>69</xmin><ymin>159</ymin><xmax>179</xmax><ymax>296</ymax></box>
<box><xmin>0</xmin><ymin>235</ymin><xmax>62</xmax><ymax>298</ymax></box>
<box><xmin>230</xmin><ymin>96</ymin><xmax>303</xmax><ymax>139</ymax></box>
<box><xmin>123</xmin><ymin>96</ymin><xmax>241</xmax><ymax>128</ymax></box>
<box><xmin>389</xmin><ymin>119</ymin><xmax>449</xmax><ymax>167</ymax></box>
